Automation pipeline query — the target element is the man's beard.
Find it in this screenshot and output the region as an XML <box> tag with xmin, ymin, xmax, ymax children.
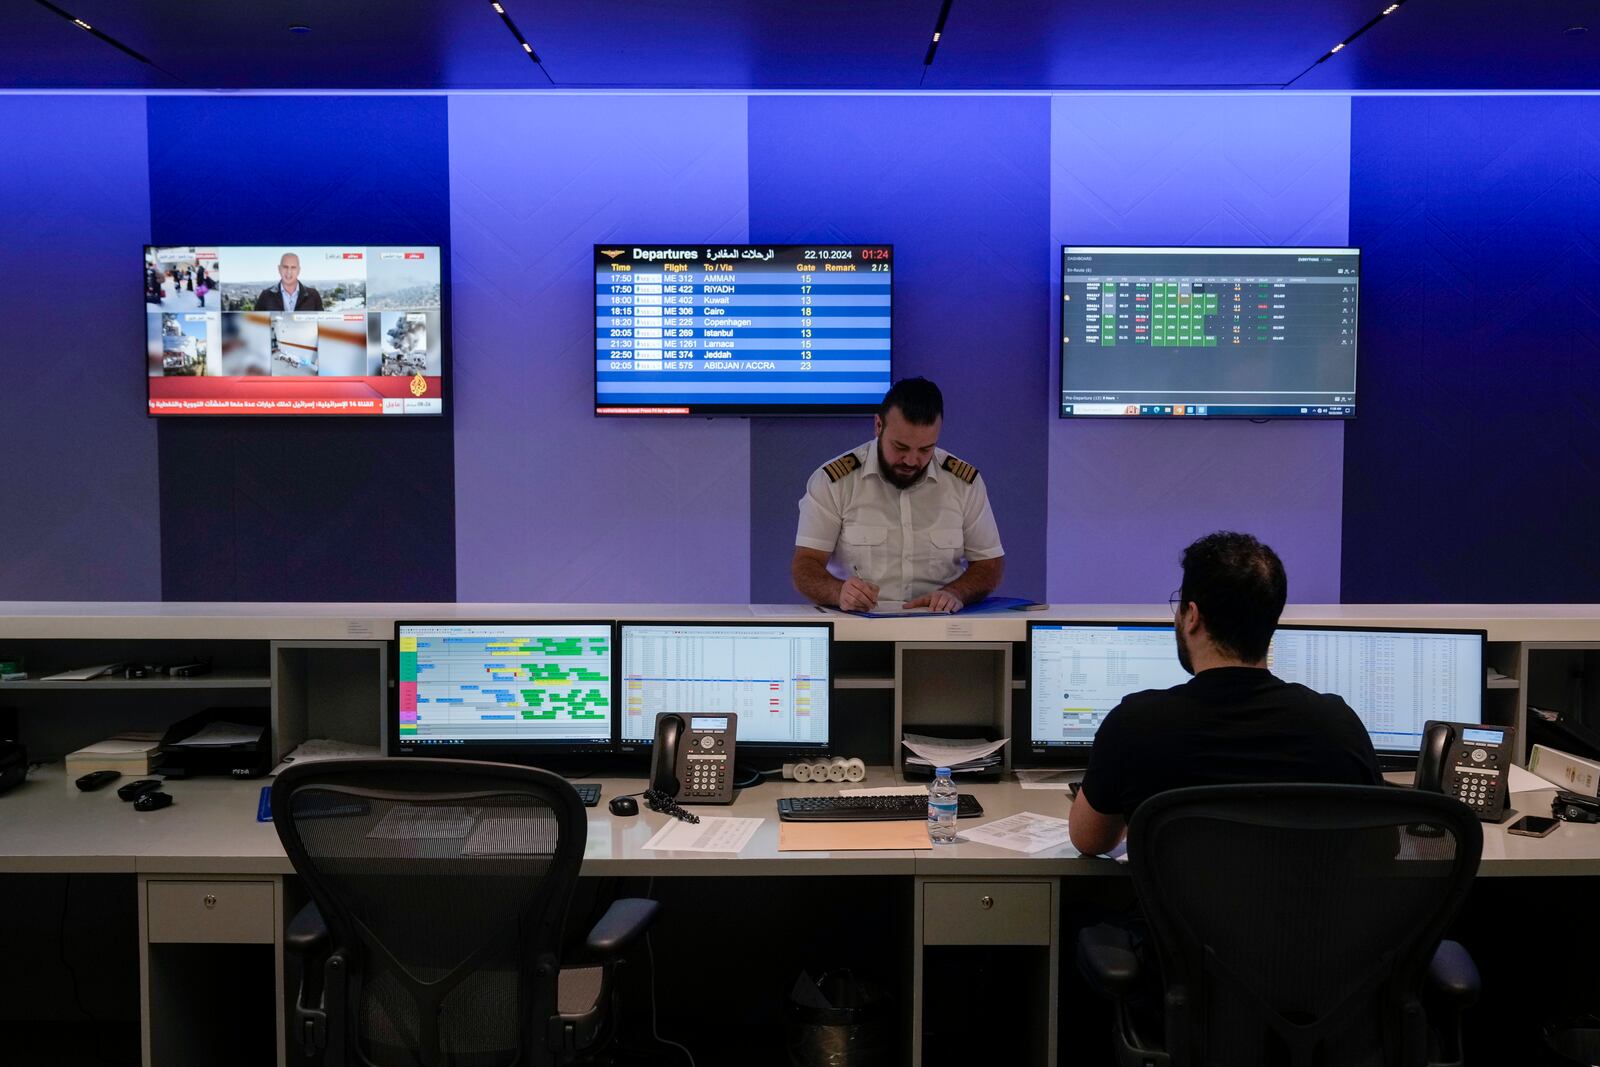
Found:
<box><xmin>877</xmin><ymin>438</ymin><xmax>929</xmax><ymax>489</ymax></box>
<box><xmin>1175</xmin><ymin>625</ymin><xmax>1195</xmax><ymax>676</ymax></box>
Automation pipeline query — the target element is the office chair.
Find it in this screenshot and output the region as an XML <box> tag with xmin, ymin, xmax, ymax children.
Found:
<box><xmin>1078</xmin><ymin>783</ymin><xmax>1483</xmax><ymax>1067</ymax></box>
<box><xmin>273</xmin><ymin>758</ymin><xmax>658</xmax><ymax>1066</ymax></box>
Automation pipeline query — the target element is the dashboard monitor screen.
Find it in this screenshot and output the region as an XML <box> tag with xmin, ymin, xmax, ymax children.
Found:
<box><xmin>594</xmin><ymin>244</ymin><xmax>892</xmax><ymax>416</ymax></box>
<box><xmin>617</xmin><ymin>622</ymin><xmax>831</xmax><ymax>755</ymax></box>
<box><xmin>146</xmin><ymin>245</ymin><xmax>445</xmax><ymax>416</ymax></box>
<box><xmin>1023</xmin><ymin>621</ymin><xmax>1486</xmax><ymax>764</ymax></box>
<box><xmin>1025</xmin><ymin>623</ymin><xmax>1190</xmax><ymax>763</ymax></box>
<box><xmin>393</xmin><ymin>622</ymin><xmax>613</xmax><ymax>758</ymax></box>
<box><xmin>1059</xmin><ymin>246</ymin><xmax>1359</xmax><ymax>419</ymax></box>
<box><xmin>1268</xmin><ymin>625</ymin><xmax>1486</xmax><ymax>757</ymax></box>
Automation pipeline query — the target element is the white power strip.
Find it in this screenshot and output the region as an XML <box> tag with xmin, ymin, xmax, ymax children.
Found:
<box><xmin>781</xmin><ymin>757</ymin><xmax>866</xmax><ymax>783</ymax></box>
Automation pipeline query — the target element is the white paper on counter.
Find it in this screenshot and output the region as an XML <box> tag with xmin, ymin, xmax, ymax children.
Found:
<box><xmin>642</xmin><ymin>816</ymin><xmax>763</xmax><ymax>854</ymax></box>
<box><xmin>958</xmin><ymin>811</ymin><xmax>1072</xmax><ymax>854</ymax></box>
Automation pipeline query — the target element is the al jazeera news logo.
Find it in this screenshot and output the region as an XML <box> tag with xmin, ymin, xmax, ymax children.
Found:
<box><xmin>410</xmin><ymin>373</ymin><xmax>428</xmax><ymax>398</ymax></box>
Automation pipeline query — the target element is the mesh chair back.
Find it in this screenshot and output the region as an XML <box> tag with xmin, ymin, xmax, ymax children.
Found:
<box><xmin>273</xmin><ymin>759</ymin><xmax>586</xmax><ymax>1067</ymax></box>
<box><xmin>1127</xmin><ymin>784</ymin><xmax>1482</xmax><ymax>1067</ymax></box>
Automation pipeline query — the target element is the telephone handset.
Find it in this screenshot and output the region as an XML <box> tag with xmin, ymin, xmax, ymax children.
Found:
<box><xmin>1414</xmin><ymin>719</ymin><xmax>1517</xmax><ymax>822</ymax></box>
<box><xmin>649</xmin><ymin>712</ymin><xmax>737</xmax><ymax>804</ymax></box>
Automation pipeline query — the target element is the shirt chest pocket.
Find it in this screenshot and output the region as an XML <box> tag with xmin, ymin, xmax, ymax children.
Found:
<box><xmin>928</xmin><ymin>527</ymin><xmax>964</xmax><ymax>551</ymax></box>
<box><xmin>842</xmin><ymin>524</ymin><xmax>889</xmax><ymax>548</ymax></box>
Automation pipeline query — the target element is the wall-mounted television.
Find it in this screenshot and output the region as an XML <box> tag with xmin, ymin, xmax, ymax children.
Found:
<box><xmin>1059</xmin><ymin>246</ymin><xmax>1359</xmax><ymax>419</ymax></box>
<box><xmin>594</xmin><ymin>244</ymin><xmax>892</xmax><ymax>416</ymax></box>
<box><xmin>145</xmin><ymin>245</ymin><xmax>445</xmax><ymax>416</ymax></box>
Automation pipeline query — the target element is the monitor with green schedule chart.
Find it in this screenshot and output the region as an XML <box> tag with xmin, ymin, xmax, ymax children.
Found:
<box><xmin>392</xmin><ymin>620</ymin><xmax>615</xmax><ymax>758</ymax></box>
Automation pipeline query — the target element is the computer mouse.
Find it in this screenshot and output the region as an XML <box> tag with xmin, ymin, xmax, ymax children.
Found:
<box><xmin>608</xmin><ymin>796</ymin><xmax>639</xmax><ymax>817</ymax></box>
<box><xmin>133</xmin><ymin>790</ymin><xmax>173</xmax><ymax>811</ymax></box>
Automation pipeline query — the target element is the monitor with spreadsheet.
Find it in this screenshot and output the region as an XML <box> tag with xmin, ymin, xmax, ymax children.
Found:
<box><xmin>391</xmin><ymin>621</ymin><xmax>614</xmax><ymax>758</ymax></box>
<box><xmin>1268</xmin><ymin>625</ymin><xmax>1486</xmax><ymax>757</ymax></box>
<box><xmin>1023</xmin><ymin>621</ymin><xmax>1487</xmax><ymax>764</ymax></box>
<box><xmin>617</xmin><ymin>622</ymin><xmax>831</xmax><ymax>756</ymax></box>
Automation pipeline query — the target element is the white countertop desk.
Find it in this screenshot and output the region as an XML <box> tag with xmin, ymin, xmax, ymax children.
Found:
<box><xmin>4</xmin><ymin>763</ymin><xmax>1597</xmax><ymax>1067</ymax></box>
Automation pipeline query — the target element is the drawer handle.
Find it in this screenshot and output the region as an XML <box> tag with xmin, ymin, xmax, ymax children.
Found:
<box><xmin>203</xmin><ymin>894</ymin><xmax>218</xmax><ymax>909</ymax></box>
<box><xmin>979</xmin><ymin>895</ymin><xmax>994</xmax><ymax>910</ymax></box>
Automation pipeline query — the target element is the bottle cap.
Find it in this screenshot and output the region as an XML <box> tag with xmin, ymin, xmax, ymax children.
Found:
<box><xmin>935</xmin><ymin>767</ymin><xmax>951</xmax><ymax>777</ymax></box>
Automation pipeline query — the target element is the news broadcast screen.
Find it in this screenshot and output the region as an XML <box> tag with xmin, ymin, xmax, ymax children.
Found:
<box><xmin>145</xmin><ymin>245</ymin><xmax>444</xmax><ymax>416</ymax></box>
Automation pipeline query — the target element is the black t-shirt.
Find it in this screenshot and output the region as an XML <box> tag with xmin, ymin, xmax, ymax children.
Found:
<box><xmin>1080</xmin><ymin>666</ymin><xmax>1384</xmax><ymax>818</ymax></box>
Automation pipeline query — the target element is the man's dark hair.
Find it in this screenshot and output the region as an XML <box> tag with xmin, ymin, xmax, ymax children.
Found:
<box><xmin>879</xmin><ymin>377</ymin><xmax>943</xmax><ymax>425</ymax></box>
<box><xmin>1179</xmin><ymin>531</ymin><xmax>1287</xmax><ymax>662</ymax></box>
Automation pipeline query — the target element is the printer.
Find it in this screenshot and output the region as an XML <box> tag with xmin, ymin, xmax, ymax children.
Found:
<box><xmin>153</xmin><ymin>707</ymin><xmax>271</xmax><ymax>779</ymax></box>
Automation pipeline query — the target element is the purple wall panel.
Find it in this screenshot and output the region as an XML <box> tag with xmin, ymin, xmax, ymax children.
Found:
<box><xmin>448</xmin><ymin>95</ymin><xmax>751</xmax><ymax>602</ymax></box>
<box><xmin>0</xmin><ymin>96</ymin><xmax>159</xmax><ymax>600</ymax></box>
<box><xmin>746</xmin><ymin>95</ymin><xmax>1052</xmax><ymax>604</ymax></box>
<box><xmin>1047</xmin><ymin>95</ymin><xmax>1351</xmax><ymax>605</ymax></box>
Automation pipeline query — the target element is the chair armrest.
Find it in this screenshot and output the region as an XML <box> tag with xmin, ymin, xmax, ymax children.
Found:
<box><xmin>1077</xmin><ymin>922</ymin><xmax>1142</xmax><ymax>998</ymax></box>
<box><xmin>286</xmin><ymin>901</ymin><xmax>328</xmax><ymax>958</ymax></box>
<box><xmin>585</xmin><ymin>898</ymin><xmax>659</xmax><ymax>957</ymax></box>
<box><xmin>1426</xmin><ymin>939</ymin><xmax>1480</xmax><ymax>1005</ymax></box>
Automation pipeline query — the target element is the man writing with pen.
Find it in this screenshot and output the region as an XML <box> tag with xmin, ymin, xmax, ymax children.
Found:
<box><xmin>791</xmin><ymin>378</ymin><xmax>1005</xmax><ymax>613</ymax></box>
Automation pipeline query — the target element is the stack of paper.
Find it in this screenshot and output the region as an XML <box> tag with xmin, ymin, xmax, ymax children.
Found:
<box><xmin>65</xmin><ymin>731</ymin><xmax>164</xmax><ymax>776</ymax></box>
<box><xmin>902</xmin><ymin>732</ymin><xmax>1008</xmax><ymax>774</ymax></box>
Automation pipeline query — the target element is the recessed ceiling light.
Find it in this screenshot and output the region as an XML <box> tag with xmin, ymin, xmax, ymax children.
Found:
<box><xmin>1564</xmin><ymin>24</ymin><xmax>1588</xmax><ymax>35</ymax></box>
<box><xmin>289</xmin><ymin>24</ymin><xmax>311</xmax><ymax>34</ymax></box>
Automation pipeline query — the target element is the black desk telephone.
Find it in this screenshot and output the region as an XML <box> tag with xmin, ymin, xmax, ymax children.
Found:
<box><xmin>1414</xmin><ymin>720</ymin><xmax>1517</xmax><ymax>822</ymax></box>
<box><xmin>650</xmin><ymin>712</ymin><xmax>738</xmax><ymax>804</ymax></box>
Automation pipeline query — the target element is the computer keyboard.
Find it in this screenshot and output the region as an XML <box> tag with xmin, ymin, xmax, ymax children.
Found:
<box><xmin>776</xmin><ymin>794</ymin><xmax>984</xmax><ymax>822</ymax></box>
<box><xmin>574</xmin><ymin>783</ymin><xmax>601</xmax><ymax>807</ymax></box>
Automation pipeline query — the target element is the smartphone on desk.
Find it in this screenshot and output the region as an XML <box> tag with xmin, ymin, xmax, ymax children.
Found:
<box><xmin>1508</xmin><ymin>815</ymin><xmax>1560</xmax><ymax>838</ymax></box>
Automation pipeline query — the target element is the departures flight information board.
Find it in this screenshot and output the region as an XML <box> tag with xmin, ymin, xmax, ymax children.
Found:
<box><xmin>595</xmin><ymin>244</ymin><xmax>893</xmax><ymax>416</ymax></box>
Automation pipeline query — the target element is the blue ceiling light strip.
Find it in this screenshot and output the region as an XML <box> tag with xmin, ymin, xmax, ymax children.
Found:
<box><xmin>1286</xmin><ymin>0</ymin><xmax>1409</xmax><ymax>86</ymax></box>
<box><xmin>488</xmin><ymin>1</ymin><xmax>555</xmax><ymax>84</ymax></box>
<box><xmin>920</xmin><ymin>0</ymin><xmax>955</xmax><ymax>85</ymax></box>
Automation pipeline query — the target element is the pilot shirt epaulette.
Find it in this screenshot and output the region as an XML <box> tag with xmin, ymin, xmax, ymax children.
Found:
<box><xmin>822</xmin><ymin>452</ymin><xmax>862</xmax><ymax>483</ymax></box>
<box><xmin>941</xmin><ymin>455</ymin><xmax>978</xmax><ymax>484</ymax></box>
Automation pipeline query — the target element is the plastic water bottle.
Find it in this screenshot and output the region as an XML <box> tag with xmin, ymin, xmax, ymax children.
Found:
<box><xmin>928</xmin><ymin>768</ymin><xmax>959</xmax><ymax>844</ymax></box>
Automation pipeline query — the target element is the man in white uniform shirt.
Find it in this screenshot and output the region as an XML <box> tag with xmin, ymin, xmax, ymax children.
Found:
<box><xmin>792</xmin><ymin>378</ymin><xmax>1005</xmax><ymax>612</ymax></box>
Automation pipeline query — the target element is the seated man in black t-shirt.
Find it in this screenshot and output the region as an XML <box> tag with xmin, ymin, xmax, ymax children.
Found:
<box><xmin>1068</xmin><ymin>531</ymin><xmax>1383</xmax><ymax>856</ymax></box>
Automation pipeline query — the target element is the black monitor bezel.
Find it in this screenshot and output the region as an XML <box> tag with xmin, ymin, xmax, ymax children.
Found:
<box><xmin>592</xmin><ymin>243</ymin><xmax>892</xmax><ymax>418</ymax></box>
<box><xmin>1019</xmin><ymin>619</ymin><xmax>1177</xmax><ymax>768</ymax></box>
<box><xmin>1057</xmin><ymin>244</ymin><xmax>1361</xmax><ymax>420</ymax></box>
<box><xmin>145</xmin><ymin>242</ymin><xmax>451</xmax><ymax>420</ymax></box>
<box><xmin>390</xmin><ymin>619</ymin><xmax>618</xmax><ymax>760</ymax></box>
<box><xmin>1269</xmin><ymin>623</ymin><xmax>1489</xmax><ymax>766</ymax></box>
<box><xmin>614</xmin><ymin>619</ymin><xmax>834</xmax><ymax>757</ymax></box>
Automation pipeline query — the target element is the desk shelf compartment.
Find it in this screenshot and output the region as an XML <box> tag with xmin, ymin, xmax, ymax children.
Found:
<box><xmin>894</xmin><ymin>642</ymin><xmax>1013</xmax><ymax>775</ymax></box>
<box><xmin>271</xmin><ymin>640</ymin><xmax>386</xmax><ymax>765</ymax></box>
<box><xmin>0</xmin><ymin>638</ymin><xmax>272</xmax><ymax>760</ymax></box>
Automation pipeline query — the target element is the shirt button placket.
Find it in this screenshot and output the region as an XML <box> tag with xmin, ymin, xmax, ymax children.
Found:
<box><xmin>900</xmin><ymin>491</ymin><xmax>913</xmax><ymax>600</ymax></box>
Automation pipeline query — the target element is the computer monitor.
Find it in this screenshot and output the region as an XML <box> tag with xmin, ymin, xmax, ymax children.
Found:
<box><xmin>1268</xmin><ymin>625</ymin><xmax>1486</xmax><ymax>759</ymax></box>
<box><xmin>1023</xmin><ymin>621</ymin><xmax>1488</xmax><ymax>766</ymax></box>
<box><xmin>1059</xmin><ymin>245</ymin><xmax>1359</xmax><ymax>419</ymax></box>
<box><xmin>391</xmin><ymin>621</ymin><xmax>614</xmax><ymax>758</ymax></box>
<box><xmin>1024</xmin><ymin>623</ymin><xmax>1191</xmax><ymax>764</ymax></box>
<box><xmin>617</xmin><ymin>622</ymin><xmax>831</xmax><ymax>756</ymax></box>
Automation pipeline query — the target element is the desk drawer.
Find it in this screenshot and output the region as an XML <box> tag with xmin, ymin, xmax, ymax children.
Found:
<box><xmin>147</xmin><ymin>880</ymin><xmax>275</xmax><ymax>944</ymax></box>
<box><xmin>923</xmin><ymin>881</ymin><xmax>1051</xmax><ymax>946</ymax></box>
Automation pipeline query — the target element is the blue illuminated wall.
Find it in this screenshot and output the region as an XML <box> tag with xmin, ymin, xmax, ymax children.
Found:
<box><xmin>146</xmin><ymin>96</ymin><xmax>456</xmax><ymax>602</ymax></box>
<box><xmin>0</xmin><ymin>96</ymin><xmax>159</xmax><ymax>600</ymax></box>
<box><xmin>1342</xmin><ymin>96</ymin><xmax>1600</xmax><ymax>602</ymax></box>
<box><xmin>747</xmin><ymin>96</ymin><xmax>1052</xmax><ymax>603</ymax></box>
<box><xmin>2</xmin><ymin>91</ymin><xmax>1597</xmax><ymax>605</ymax></box>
